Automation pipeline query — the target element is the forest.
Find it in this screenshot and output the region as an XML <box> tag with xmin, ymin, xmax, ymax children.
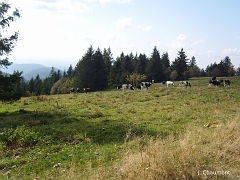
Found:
<box><xmin>7</xmin><ymin>45</ymin><xmax>238</xmax><ymax>97</ymax></box>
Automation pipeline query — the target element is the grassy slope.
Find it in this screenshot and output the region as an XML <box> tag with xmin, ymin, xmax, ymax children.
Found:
<box><xmin>0</xmin><ymin>77</ymin><xmax>240</xmax><ymax>179</ymax></box>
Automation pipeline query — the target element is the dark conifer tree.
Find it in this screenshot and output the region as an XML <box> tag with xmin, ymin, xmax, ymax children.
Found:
<box><xmin>29</xmin><ymin>77</ymin><xmax>34</xmax><ymax>94</ymax></box>
<box><xmin>74</xmin><ymin>46</ymin><xmax>107</xmax><ymax>91</ymax></box>
<box><xmin>66</xmin><ymin>64</ymin><xmax>74</xmax><ymax>77</ymax></box>
<box><xmin>0</xmin><ymin>1</ymin><xmax>21</xmax><ymax>101</ymax></box>
<box><xmin>92</xmin><ymin>48</ymin><xmax>108</xmax><ymax>91</ymax></box>
<box><xmin>171</xmin><ymin>48</ymin><xmax>189</xmax><ymax>80</ymax></box>
<box><xmin>103</xmin><ymin>47</ymin><xmax>113</xmax><ymax>86</ymax></box>
<box><xmin>109</xmin><ymin>57</ymin><xmax>122</xmax><ymax>87</ymax></box>
<box><xmin>161</xmin><ymin>52</ymin><xmax>171</xmax><ymax>80</ymax></box>
<box><xmin>34</xmin><ymin>75</ymin><xmax>42</xmax><ymax>95</ymax></box>
<box><xmin>135</xmin><ymin>53</ymin><xmax>148</xmax><ymax>75</ymax></box>
<box><xmin>146</xmin><ymin>46</ymin><xmax>162</xmax><ymax>82</ymax></box>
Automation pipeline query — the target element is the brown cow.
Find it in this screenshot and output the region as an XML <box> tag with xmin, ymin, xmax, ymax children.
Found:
<box><xmin>83</xmin><ymin>88</ymin><xmax>90</xmax><ymax>93</ymax></box>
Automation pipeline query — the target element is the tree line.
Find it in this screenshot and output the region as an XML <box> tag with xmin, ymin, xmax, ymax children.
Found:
<box><xmin>17</xmin><ymin>45</ymin><xmax>237</xmax><ymax>95</ymax></box>
<box><xmin>2</xmin><ymin>45</ymin><xmax>239</xmax><ymax>100</ymax></box>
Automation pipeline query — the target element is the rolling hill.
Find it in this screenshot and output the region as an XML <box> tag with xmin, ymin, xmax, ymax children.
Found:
<box><xmin>2</xmin><ymin>63</ymin><xmax>64</xmax><ymax>80</ymax></box>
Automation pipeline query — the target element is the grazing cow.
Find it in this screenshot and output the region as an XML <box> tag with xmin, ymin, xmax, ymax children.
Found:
<box><xmin>208</xmin><ymin>80</ymin><xmax>220</xmax><ymax>87</ymax></box>
<box><xmin>76</xmin><ymin>88</ymin><xmax>80</xmax><ymax>93</ymax></box>
<box><xmin>179</xmin><ymin>81</ymin><xmax>191</xmax><ymax>88</ymax></box>
<box><xmin>141</xmin><ymin>82</ymin><xmax>152</xmax><ymax>90</ymax></box>
<box><xmin>224</xmin><ymin>80</ymin><xmax>231</xmax><ymax>87</ymax></box>
<box><xmin>117</xmin><ymin>84</ymin><xmax>134</xmax><ymax>90</ymax></box>
<box><xmin>161</xmin><ymin>81</ymin><xmax>166</xmax><ymax>85</ymax></box>
<box><xmin>136</xmin><ymin>84</ymin><xmax>141</xmax><ymax>90</ymax></box>
<box><xmin>117</xmin><ymin>85</ymin><xmax>122</xmax><ymax>90</ymax></box>
<box><xmin>83</xmin><ymin>88</ymin><xmax>90</xmax><ymax>93</ymax></box>
<box><xmin>70</xmin><ymin>88</ymin><xmax>75</xmax><ymax>94</ymax></box>
<box><xmin>212</xmin><ymin>77</ymin><xmax>216</xmax><ymax>81</ymax></box>
<box><xmin>166</xmin><ymin>81</ymin><xmax>174</xmax><ymax>87</ymax></box>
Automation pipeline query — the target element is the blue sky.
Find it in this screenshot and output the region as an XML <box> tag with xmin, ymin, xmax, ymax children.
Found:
<box><xmin>7</xmin><ymin>0</ymin><xmax>240</xmax><ymax>70</ymax></box>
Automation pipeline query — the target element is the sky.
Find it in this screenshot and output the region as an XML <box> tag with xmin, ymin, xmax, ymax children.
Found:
<box><xmin>5</xmin><ymin>0</ymin><xmax>240</xmax><ymax>70</ymax></box>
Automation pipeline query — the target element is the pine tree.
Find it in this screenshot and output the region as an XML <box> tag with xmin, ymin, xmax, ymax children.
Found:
<box><xmin>188</xmin><ymin>56</ymin><xmax>201</xmax><ymax>77</ymax></box>
<box><xmin>74</xmin><ymin>45</ymin><xmax>94</xmax><ymax>89</ymax></box>
<box><xmin>161</xmin><ymin>52</ymin><xmax>171</xmax><ymax>80</ymax></box>
<box><xmin>0</xmin><ymin>1</ymin><xmax>21</xmax><ymax>101</ymax></box>
<box><xmin>92</xmin><ymin>48</ymin><xmax>108</xmax><ymax>91</ymax></box>
<box><xmin>171</xmin><ymin>48</ymin><xmax>189</xmax><ymax>80</ymax></box>
<box><xmin>66</xmin><ymin>64</ymin><xmax>74</xmax><ymax>77</ymax></box>
<box><xmin>135</xmin><ymin>53</ymin><xmax>147</xmax><ymax>75</ymax></box>
<box><xmin>108</xmin><ymin>57</ymin><xmax>122</xmax><ymax>87</ymax></box>
<box><xmin>34</xmin><ymin>75</ymin><xmax>42</xmax><ymax>95</ymax></box>
<box><xmin>103</xmin><ymin>47</ymin><xmax>113</xmax><ymax>86</ymax></box>
<box><xmin>74</xmin><ymin>46</ymin><xmax>108</xmax><ymax>91</ymax></box>
<box><xmin>146</xmin><ymin>46</ymin><xmax>162</xmax><ymax>82</ymax></box>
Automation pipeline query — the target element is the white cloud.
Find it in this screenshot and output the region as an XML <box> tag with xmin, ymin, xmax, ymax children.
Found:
<box><xmin>128</xmin><ymin>43</ymin><xmax>135</xmax><ymax>48</ymax></box>
<box><xmin>98</xmin><ymin>0</ymin><xmax>132</xmax><ymax>4</ymax></box>
<box><xmin>136</xmin><ymin>25</ymin><xmax>152</xmax><ymax>32</ymax></box>
<box><xmin>79</xmin><ymin>33</ymin><xmax>94</xmax><ymax>41</ymax></box>
<box><xmin>34</xmin><ymin>0</ymin><xmax>92</xmax><ymax>14</ymax></box>
<box><xmin>103</xmin><ymin>33</ymin><xmax>116</xmax><ymax>42</ymax></box>
<box><xmin>191</xmin><ymin>39</ymin><xmax>205</xmax><ymax>46</ymax></box>
<box><xmin>222</xmin><ymin>48</ymin><xmax>240</xmax><ymax>55</ymax></box>
<box><xmin>207</xmin><ymin>50</ymin><xmax>217</xmax><ymax>57</ymax></box>
<box><xmin>116</xmin><ymin>18</ymin><xmax>132</xmax><ymax>29</ymax></box>
<box><xmin>178</xmin><ymin>34</ymin><xmax>186</xmax><ymax>40</ymax></box>
<box><xmin>144</xmin><ymin>26</ymin><xmax>151</xmax><ymax>32</ymax></box>
<box><xmin>152</xmin><ymin>40</ymin><xmax>163</xmax><ymax>47</ymax></box>
<box><xmin>170</xmin><ymin>34</ymin><xmax>204</xmax><ymax>51</ymax></box>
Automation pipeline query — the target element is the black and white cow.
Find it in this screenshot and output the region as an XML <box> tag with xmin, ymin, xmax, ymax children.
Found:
<box><xmin>224</xmin><ymin>80</ymin><xmax>231</xmax><ymax>87</ymax></box>
<box><xmin>117</xmin><ymin>84</ymin><xmax>134</xmax><ymax>90</ymax></box>
<box><xmin>136</xmin><ymin>84</ymin><xmax>141</xmax><ymax>90</ymax></box>
<box><xmin>166</xmin><ymin>81</ymin><xmax>174</xmax><ymax>87</ymax></box>
<box><xmin>70</xmin><ymin>88</ymin><xmax>75</xmax><ymax>93</ymax></box>
<box><xmin>141</xmin><ymin>82</ymin><xmax>152</xmax><ymax>90</ymax></box>
<box><xmin>179</xmin><ymin>81</ymin><xmax>191</xmax><ymax>88</ymax></box>
<box><xmin>212</xmin><ymin>77</ymin><xmax>217</xmax><ymax>81</ymax></box>
<box><xmin>208</xmin><ymin>80</ymin><xmax>221</xmax><ymax>87</ymax></box>
<box><xmin>161</xmin><ymin>81</ymin><xmax>166</xmax><ymax>85</ymax></box>
<box><xmin>76</xmin><ymin>88</ymin><xmax>80</xmax><ymax>93</ymax></box>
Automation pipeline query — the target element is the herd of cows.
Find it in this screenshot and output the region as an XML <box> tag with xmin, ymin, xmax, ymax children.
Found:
<box><xmin>69</xmin><ymin>77</ymin><xmax>231</xmax><ymax>93</ymax></box>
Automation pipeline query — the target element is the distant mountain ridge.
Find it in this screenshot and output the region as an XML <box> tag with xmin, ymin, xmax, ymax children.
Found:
<box><xmin>3</xmin><ymin>63</ymin><xmax>63</xmax><ymax>81</ymax></box>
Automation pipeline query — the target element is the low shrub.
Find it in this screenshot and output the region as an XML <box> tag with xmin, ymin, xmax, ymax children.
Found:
<box><xmin>0</xmin><ymin>125</ymin><xmax>39</xmax><ymax>148</ymax></box>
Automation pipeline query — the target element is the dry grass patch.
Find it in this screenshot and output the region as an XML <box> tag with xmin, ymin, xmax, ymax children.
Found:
<box><xmin>110</xmin><ymin>115</ymin><xmax>240</xmax><ymax>180</ymax></box>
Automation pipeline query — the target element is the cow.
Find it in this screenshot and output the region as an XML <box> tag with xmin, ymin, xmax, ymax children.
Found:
<box><xmin>212</xmin><ymin>77</ymin><xmax>216</xmax><ymax>81</ymax></box>
<box><xmin>224</xmin><ymin>80</ymin><xmax>231</xmax><ymax>87</ymax></box>
<box><xmin>83</xmin><ymin>88</ymin><xmax>90</xmax><ymax>93</ymax></box>
<box><xmin>76</xmin><ymin>88</ymin><xmax>80</xmax><ymax>93</ymax></box>
<box><xmin>70</xmin><ymin>88</ymin><xmax>75</xmax><ymax>94</ymax></box>
<box><xmin>117</xmin><ymin>84</ymin><xmax>134</xmax><ymax>90</ymax></box>
<box><xmin>161</xmin><ymin>81</ymin><xmax>166</xmax><ymax>85</ymax></box>
<box><xmin>179</xmin><ymin>81</ymin><xmax>191</xmax><ymax>88</ymax></box>
<box><xmin>208</xmin><ymin>80</ymin><xmax>220</xmax><ymax>87</ymax></box>
<box><xmin>136</xmin><ymin>84</ymin><xmax>141</xmax><ymax>90</ymax></box>
<box><xmin>140</xmin><ymin>82</ymin><xmax>152</xmax><ymax>90</ymax></box>
<box><xmin>166</xmin><ymin>81</ymin><xmax>174</xmax><ymax>87</ymax></box>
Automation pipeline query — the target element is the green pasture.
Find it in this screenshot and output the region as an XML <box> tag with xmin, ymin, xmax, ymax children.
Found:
<box><xmin>0</xmin><ymin>77</ymin><xmax>240</xmax><ymax>179</ymax></box>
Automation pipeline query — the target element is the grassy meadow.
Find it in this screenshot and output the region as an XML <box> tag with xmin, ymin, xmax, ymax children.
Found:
<box><xmin>0</xmin><ymin>77</ymin><xmax>240</xmax><ymax>179</ymax></box>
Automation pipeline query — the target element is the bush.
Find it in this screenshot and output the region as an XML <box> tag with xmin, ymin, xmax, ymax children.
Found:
<box><xmin>24</xmin><ymin>91</ymin><xmax>32</xmax><ymax>97</ymax></box>
<box><xmin>0</xmin><ymin>125</ymin><xmax>39</xmax><ymax>148</ymax></box>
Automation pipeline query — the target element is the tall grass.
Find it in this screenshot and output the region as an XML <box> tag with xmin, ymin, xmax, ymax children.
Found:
<box><xmin>45</xmin><ymin>114</ymin><xmax>239</xmax><ymax>180</ymax></box>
